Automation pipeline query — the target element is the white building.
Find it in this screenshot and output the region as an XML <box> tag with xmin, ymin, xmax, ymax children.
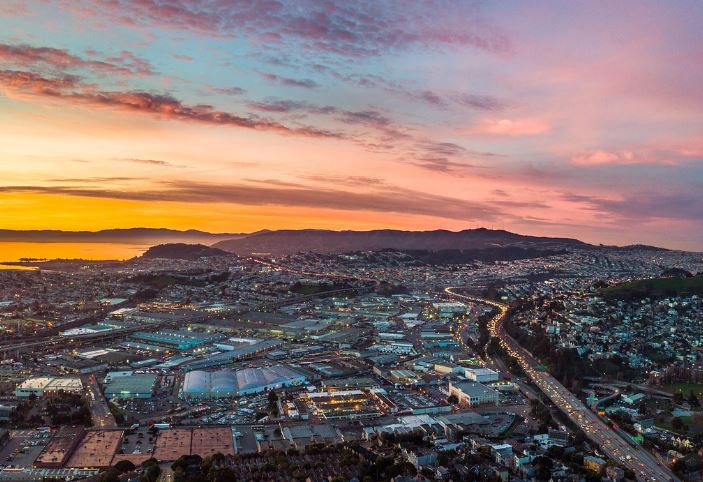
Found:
<box><xmin>448</xmin><ymin>381</ymin><xmax>499</xmax><ymax>407</ymax></box>
<box><xmin>15</xmin><ymin>377</ymin><xmax>83</xmax><ymax>398</ymax></box>
<box><xmin>182</xmin><ymin>365</ymin><xmax>306</xmax><ymax>399</ymax></box>
<box><xmin>464</xmin><ymin>367</ymin><xmax>499</xmax><ymax>383</ymax></box>
<box><xmin>370</xmin><ymin>341</ymin><xmax>415</xmax><ymax>355</ymax></box>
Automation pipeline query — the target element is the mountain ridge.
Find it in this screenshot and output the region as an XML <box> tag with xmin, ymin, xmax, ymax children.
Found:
<box><xmin>212</xmin><ymin>228</ymin><xmax>593</xmax><ymax>255</ymax></box>
<box><xmin>0</xmin><ymin>227</ymin><xmax>676</xmax><ymax>254</ymax></box>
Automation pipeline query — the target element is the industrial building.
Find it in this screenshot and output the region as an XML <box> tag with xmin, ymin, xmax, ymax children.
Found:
<box><xmin>35</xmin><ymin>427</ymin><xmax>86</xmax><ymax>468</ymax></box>
<box><xmin>103</xmin><ymin>373</ymin><xmax>158</xmax><ymax>399</ymax></box>
<box><xmin>464</xmin><ymin>367</ymin><xmax>500</xmax><ymax>383</ymax></box>
<box><xmin>184</xmin><ymin>339</ymin><xmax>282</xmax><ymax>370</ymax></box>
<box><xmin>432</xmin><ymin>302</ymin><xmax>468</xmax><ymax>318</ymax></box>
<box><xmin>15</xmin><ymin>377</ymin><xmax>83</xmax><ymax>398</ymax></box>
<box><xmin>448</xmin><ymin>381</ymin><xmax>500</xmax><ymax>407</ymax></box>
<box><xmin>129</xmin><ymin>330</ymin><xmax>222</xmax><ymax>351</ymax></box>
<box><xmin>182</xmin><ymin>365</ymin><xmax>306</xmax><ymax>399</ymax></box>
<box><xmin>299</xmin><ymin>389</ymin><xmax>382</xmax><ymax>420</ymax></box>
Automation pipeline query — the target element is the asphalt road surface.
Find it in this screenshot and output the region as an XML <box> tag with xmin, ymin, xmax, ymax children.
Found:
<box><xmin>84</xmin><ymin>374</ymin><xmax>117</xmax><ymax>429</ymax></box>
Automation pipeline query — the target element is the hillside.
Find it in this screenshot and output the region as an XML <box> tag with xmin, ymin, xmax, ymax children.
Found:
<box><xmin>601</xmin><ymin>274</ymin><xmax>703</xmax><ymax>300</ymax></box>
<box><xmin>213</xmin><ymin>228</ymin><xmax>589</xmax><ymax>256</ymax></box>
<box><xmin>141</xmin><ymin>243</ymin><xmax>231</xmax><ymax>260</ymax></box>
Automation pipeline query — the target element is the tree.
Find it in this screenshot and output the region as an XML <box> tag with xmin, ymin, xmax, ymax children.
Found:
<box><xmin>140</xmin><ymin>464</ymin><xmax>160</xmax><ymax>482</ymax></box>
<box><xmin>447</xmin><ymin>394</ymin><xmax>458</xmax><ymax>404</ymax></box>
<box><xmin>573</xmin><ymin>429</ymin><xmax>587</xmax><ymax>447</ymax></box>
<box><xmin>691</xmin><ymin>413</ymin><xmax>703</xmax><ymax>433</ymax></box>
<box><xmin>688</xmin><ymin>391</ymin><xmax>700</xmax><ymax>408</ymax></box>
<box><xmin>142</xmin><ymin>457</ymin><xmax>159</xmax><ymax>468</ymax></box>
<box><xmin>209</xmin><ymin>468</ymin><xmax>236</xmax><ymax>482</ymax></box>
<box><xmin>268</xmin><ymin>390</ymin><xmax>280</xmax><ymax>417</ymax></box>
<box><xmin>671</xmin><ymin>416</ymin><xmax>685</xmax><ymax>431</ymax></box>
<box><xmin>437</xmin><ymin>449</ymin><xmax>457</xmax><ymax>467</ymax></box>
<box><xmin>533</xmin><ymin>456</ymin><xmax>553</xmax><ymax>477</ymax></box>
<box><xmin>114</xmin><ymin>460</ymin><xmax>136</xmax><ymax>474</ymax></box>
<box><xmin>674</xmin><ymin>391</ymin><xmax>684</xmax><ymax>405</ymax></box>
<box><xmin>98</xmin><ymin>468</ymin><xmax>120</xmax><ymax>482</ymax></box>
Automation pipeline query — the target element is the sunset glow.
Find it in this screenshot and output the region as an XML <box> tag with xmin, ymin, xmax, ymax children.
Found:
<box><xmin>1</xmin><ymin>1</ymin><xmax>702</xmax><ymax>249</ymax></box>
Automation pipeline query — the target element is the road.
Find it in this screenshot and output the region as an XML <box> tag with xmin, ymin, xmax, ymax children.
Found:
<box><xmin>444</xmin><ymin>287</ymin><xmax>680</xmax><ymax>482</ymax></box>
<box><xmin>84</xmin><ymin>374</ymin><xmax>117</xmax><ymax>429</ymax></box>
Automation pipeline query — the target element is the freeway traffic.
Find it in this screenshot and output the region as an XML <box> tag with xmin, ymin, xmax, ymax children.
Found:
<box><xmin>444</xmin><ymin>287</ymin><xmax>680</xmax><ymax>482</ymax></box>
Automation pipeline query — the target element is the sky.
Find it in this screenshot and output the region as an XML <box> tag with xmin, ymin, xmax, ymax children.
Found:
<box><xmin>0</xmin><ymin>1</ymin><xmax>702</xmax><ymax>250</ymax></box>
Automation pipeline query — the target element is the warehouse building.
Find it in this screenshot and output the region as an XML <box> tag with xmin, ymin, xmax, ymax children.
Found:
<box><xmin>129</xmin><ymin>330</ymin><xmax>222</xmax><ymax>351</ymax></box>
<box><xmin>184</xmin><ymin>339</ymin><xmax>282</xmax><ymax>370</ymax></box>
<box><xmin>15</xmin><ymin>377</ymin><xmax>83</xmax><ymax>398</ymax></box>
<box><xmin>182</xmin><ymin>365</ymin><xmax>306</xmax><ymax>399</ymax></box>
<box><xmin>464</xmin><ymin>367</ymin><xmax>500</xmax><ymax>383</ymax></box>
<box><xmin>103</xmin><ymin>373</ymin><xmax>158</xmax><ymax>399</ymax></box>
<box><xmin>448</xmin><ymin>381</ymin><xmax>500</xmax><ymax>407</ymax></box>
<box><xmin>181</xmin><ymin>370</ymin><xmax>236</xmax><ymax>399</ymax></box>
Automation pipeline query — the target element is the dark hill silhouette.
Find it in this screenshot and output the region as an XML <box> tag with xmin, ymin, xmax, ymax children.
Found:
<box><xmin>141</xmin><ymin>243</ymin><xmax>230</xmax><ymax>260</ymax></box>
<box><xmin>212</xmin><ymin>228</ymin><xmax>590</xmax><ymax>255</ymax></box>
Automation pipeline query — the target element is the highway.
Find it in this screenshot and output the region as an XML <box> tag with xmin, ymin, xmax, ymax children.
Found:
<box><xmin>444</xmin><ymin>287</ymin><xmax>680</xmax><ymax>482</ymax></box>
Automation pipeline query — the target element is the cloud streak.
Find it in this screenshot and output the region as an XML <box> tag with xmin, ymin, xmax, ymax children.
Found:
<box><xmin>55</xmin><ymin>0</ymin><xmax>510</xmax><ymax>58</ymax></box>
<box><xmin>0</xmin><ymin>70</ymin><xmax>340</xmax><ymax>139</ymax></box>
<box><xmin>0</xmin><ymin>43</ymin><xmax>153</xmax><ymax>76</ymax></box>
<box><xmin>258</xmin><ymin>72</ymin><xmax>318</xmax><ymax>89</ymax></box>
<box><xmin>0</xmin><ymin>181</ymin><xmax>503</xmax><ymax>223</ymax></box>
<box><xmin>563</xmin><ymin>190</ymin><xmax>703</xmax><ymax>222</ymax></box>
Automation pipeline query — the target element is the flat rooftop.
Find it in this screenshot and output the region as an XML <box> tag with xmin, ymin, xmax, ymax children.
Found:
<box><xmin>104</xmin><ymin>373</ymin><xmax>157</xmax><ymax>397</ymax></box>
<box><xmin>191</xmin><ymin>427</ymin><xmax>235</xmax><ymax>457</ymax></box>
<box><xmin>66</xmin><ymin>430</ymin><xmax>122</xmax><ymax>468</ymax></box>
<box><xmin>153</xmin><ymin>428</ymin><xmax>192</xmax><ymax>462</ymax></box>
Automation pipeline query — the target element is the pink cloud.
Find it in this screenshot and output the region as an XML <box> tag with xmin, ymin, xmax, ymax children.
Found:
<box><xmin>569</xmin><ymin>146</ymin><xmax>699</xmax><ymax>167</ymax></box>
<box><xmin>570</xmin><ymin>151</ymin><xmax>629</xmax><ymax>166</ymax></box>
<box><xmin>467</xmin><ymin>118</ymin><xmax>551</xmax><ymax>137</ymax></box>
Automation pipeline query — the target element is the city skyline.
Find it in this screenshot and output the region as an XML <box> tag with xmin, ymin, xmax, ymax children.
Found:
<box><xmin>1</xmin><ymin>1</ymin><xmax>703</xmax><ymax>250</ymax></box>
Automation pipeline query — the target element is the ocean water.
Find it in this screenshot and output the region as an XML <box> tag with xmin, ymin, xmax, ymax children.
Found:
<box><xmin>0</xmin><ymin>242</ymin><xmax>148</xmax><ymax>262</ymax></box>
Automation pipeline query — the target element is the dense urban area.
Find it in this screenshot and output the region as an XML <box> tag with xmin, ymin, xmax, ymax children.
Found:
<box><xmin>0</xmin><ymin>242</ymin><xmax>702</xmax><ymax>482</ymax></box>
